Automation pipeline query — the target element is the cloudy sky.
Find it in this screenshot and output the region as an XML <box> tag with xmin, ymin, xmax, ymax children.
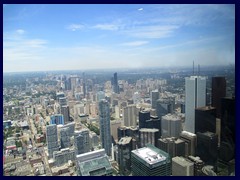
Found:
<box><xmin>3</xmin><ymin>4</ymin><xmax>235</xmax><ymax>72</ymax></box>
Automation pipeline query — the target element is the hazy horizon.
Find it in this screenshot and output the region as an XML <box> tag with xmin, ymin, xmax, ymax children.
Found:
<box><xmin>3</xmin><ymin>4</ymin><xmax>235</xmax><ymax>72</ymax></box>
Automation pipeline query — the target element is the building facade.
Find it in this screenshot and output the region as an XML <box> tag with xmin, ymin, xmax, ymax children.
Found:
<box><xmin>185</xmin><ymin>76</ymin><xmax>206</xmax><ymax>133</ymax></box>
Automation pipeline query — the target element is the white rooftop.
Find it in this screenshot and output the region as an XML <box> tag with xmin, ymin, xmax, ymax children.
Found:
<box><xmin>132</xmin><ymin>147</ymin><xmax>166</xmax><ymax>165</ymax></box>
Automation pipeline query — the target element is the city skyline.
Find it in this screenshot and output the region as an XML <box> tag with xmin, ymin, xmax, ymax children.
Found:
<box><xmin>3</xmin><ymin>4</ymin><xmax>235</xmax><ymax>72</ymax></box>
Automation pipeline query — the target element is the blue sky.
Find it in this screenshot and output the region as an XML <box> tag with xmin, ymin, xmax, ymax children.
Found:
<box><xmin>3</xmin><ymin>4</ymin><xmax>235</xmax><ymax>72</ymax></box>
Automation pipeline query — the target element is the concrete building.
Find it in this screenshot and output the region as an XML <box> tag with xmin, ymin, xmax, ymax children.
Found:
<box><xmin>157</xmin><ymin>137</ymin><xmax>185</xmax><ymax>158</ymax></box>
<box><xmin>185</xmin><ymin>76</ymin><xmax>206</xmax><ymax>133</ymax></box>
<box><xmin>131</xmin><ymin>144</ymin><xmax>171</xmax><ymax>176</ymax></box>
<box><xmin>180</xmin><ymin>131</ymin><xmax>197</xmax><ymax>157</ymax></box>
<box><xmin>89</xmin><ymin>132</ymin><xmax>99</xmax><ymax>149</ymax></box>
<box><xmin>161</xmin><ymin>113</ymin><xmax>182</xmax><ymax>138</ymax></box>
<box><xmin>110</xmin><ymin>120</ymin><xmax>122</xmax><ymax>142</ymax></box>
<box><xmin>139</xmin><ymin>128</ymin><xmax>160</xmax><ymax>147</ymax></box>
<box><xmin>123</xmin><ymin>105</ymin><xmax>137</xmax><ymax>127</ymax></box>
<box><xmin>76</xmin><ymin>149</ymin><xmax>113</xmax><ymax>176</ymax></box>
<box><xmin>172</xmin><ymin>156</ymin><xmax>194</xmax><ymax>176</ymax></box>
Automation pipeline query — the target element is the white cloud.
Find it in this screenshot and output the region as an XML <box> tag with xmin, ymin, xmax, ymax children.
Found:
<box><xmin>93</xmin><ymin>24</ymin><xmax>119</xmax><ymax>31</ymax></box>
<box><xmin>67</xmin><ymin>24</ymin><xmax>84</xmax><ymax>31</ymax></box>
<box><xmin>16</xmin><ymin>29</ymin><xmax>25</xmax><ymax>34</ymax></box>
<box><xmin>120</xmin><ymin>41</ymin><xmax>148</xmax><ymax>47</ymax></box>
<box><xmin>3</xmin><ymin>30</ymin><xmax>48</xmax><ymax>68</ymax></box>
<box><xmin>138</xmin><ymin>8</ymin><xmax>143</xmax><ymax>11</ymax></box>
<box><xmin>124</xmin><ymin>25</ymin><xmax>178</xmax><ymax>39</ymax></box>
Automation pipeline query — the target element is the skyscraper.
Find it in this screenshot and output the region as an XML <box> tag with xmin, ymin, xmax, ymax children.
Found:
<box><xmin>123</xmin><ymin>105</ymin><xmax>137</xmax><ymax>127</ymax></box>
<box><xmin>139</xmin><ymin>110</ymin><xmax>150</xmax><ymax>129</ymax></box>
<box><xmin>60</xmin><ymin>105</ymin><xmax>70</xmax><ymax>124</ymax></box>
<box><xmin>185</xmin><ymin>76</ymin><xmax>206</xmax><ymax>133</ymax></box>
<box><xmin>46</xmin><ymin>124</ymin><xmax>59</xmax><ymax>158</ymax></box>
<box><xmin>99</xmin><ymin>99</ymin><xmax>112</xmax><ymax>156</ymax></box>
<box><xmin>219</xmin><ymin>97</ymin><xmax>235</xmax><ymax>162</ymax></box>
<box><xmin>196</xmin><ymin>131</ymin><xmax>218</xmax><ymax>169</ymax></box>
<box><xmin>112</xmin><ymin>72</ymin><xmax>119</xmax><ymax>94</ymax></box>
<box><xmin>131</xmin><ymin>144</ymin><xmax>171</xmax><ymax>176</ymax></box>
<box><xmin>195</xmin><ymin>106</ymin><xmax>216</xmax><ymax>134</ymax></box>
<box><xmin>151</xmin><ymin>90</ymin><xmax>159</xmax><ymax>109</ymax></box>
<box><xmin>212</xmin><ymin>77</ymin><xmax>226</xmax><ymax>118</ymax></box>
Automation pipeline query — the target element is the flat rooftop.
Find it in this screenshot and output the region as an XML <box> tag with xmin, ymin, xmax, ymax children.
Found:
<box><xmin>132</xmin><ymin>146</ymin><xmax>167</xmax><ymax>165</ymax></box>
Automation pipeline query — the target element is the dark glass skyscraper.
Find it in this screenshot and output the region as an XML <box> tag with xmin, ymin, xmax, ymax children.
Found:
<box><xmin>196</xmin><ymin>131</ymin><xmax>218</xmax><ymax>169</ymax></box>
<box><xmin>212</xmin><ymin>77</ymin><xmax>226</xmax><ymax>118</ymax></box>
<box><xmin>195</xmin><ymin>106</ymin><xmax>216</xmax><ymax>134</ymax></box>
<box><xmin>219</xmin><ymin>97</ymin><xmax>235</xmax><ymax>162</ymax></box>
<box><xmin>112</xmin><ymin>72</ymin><xmax>119</xmax><ymax>94</ymax></box>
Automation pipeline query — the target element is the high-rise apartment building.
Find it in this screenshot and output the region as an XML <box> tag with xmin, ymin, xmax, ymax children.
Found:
<box><xmin>185</xmin><ymin>76</ymin><xmax>206</xmax><ymax>133</ymax></box>
<box><xmin>61</xmin><ymin>122</ymin><xmax>75</xmax><ymax>137</ymax></box>
<box><xmin>99</xmin><ymin>99</ymin><xmax>112</xmax><ymax>156</ymax></box>
<box><xmin>212</xmin><ymin>77</ymin><xmax>226</xmax><ymax>118</ymax></box>
<box><xmin>74</xmin><ymin>129</ymin><xmax>90</xmax><ymax>155</ymax></box>
<box><xmin>60</xmin><ymin>127</ymin><xmax>71</xmax><ymax>149</ymax></box>
<box><xmin>123</xmin><ymin>105</ymin><xmax>137</xmax><ymax>127</ymax></box>
<box><xmin>46</xmin><ymin>124</ymin><xmax>59</xmax><ymax>158</ymax></box>
<box><xmin>131</xmin><ymin>144</ymin><xmax>171</xmax><ymax>176</ymax></box>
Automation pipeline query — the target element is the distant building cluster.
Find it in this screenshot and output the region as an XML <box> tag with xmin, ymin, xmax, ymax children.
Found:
<box><xmin>3</xmin><ymin>67</ymin><xmax>235</xmax><ymax>176</ymax></box>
